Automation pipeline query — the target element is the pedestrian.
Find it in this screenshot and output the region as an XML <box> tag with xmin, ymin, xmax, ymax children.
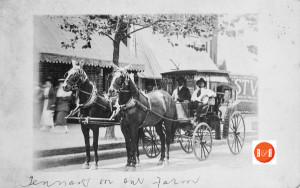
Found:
<box><xmin>40</xmin><ymin>76</ymin><xmax>56</xmax><ymax>132</ymax></box>
<box><xmin>52</xmin><ymin>78</ymin><xmax>73</xmax><ymax>133</ymax></box>
<box><xmin>172</xmin><ymin>76</ymin><xmax>191</xmax><ymax>102</ymax></box>
<box><xmin>33</xmin><ymin>81</ymin><xmax>43</xmax><ymax>129</ymax></box>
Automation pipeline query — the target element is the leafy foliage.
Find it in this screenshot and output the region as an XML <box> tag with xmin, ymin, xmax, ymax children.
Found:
<box><xmin>54</xmin><ymin>14</ymin><xmax>218</xmax><ymax>50</ymax></box>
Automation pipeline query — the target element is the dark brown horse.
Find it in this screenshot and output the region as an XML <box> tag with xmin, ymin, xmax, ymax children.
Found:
<box><xmin>62</xmin><ymin>60</ymin><xmax>112</xmax><ymax>170</ymax></box>
<box><xmin>108</xmin><ymin>66</ymin><xmax>177</xmax><ymax>171</ymax></box>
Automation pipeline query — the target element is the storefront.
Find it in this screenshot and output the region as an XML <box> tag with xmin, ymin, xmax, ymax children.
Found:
<box><xmin>34</xmin><ymin>16</ymin><xmax>144</xmax><ymax>91</ymax></box>
<box><xmin>230</xmin><ymin>74</ymin><xmax>258</xmax><ymax>114</ymax></box>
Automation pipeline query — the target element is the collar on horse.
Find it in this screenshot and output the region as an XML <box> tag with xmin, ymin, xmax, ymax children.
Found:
<box><xmin>79</xmin><ymin>82</ymin><xmax>98</xmax><ymax>108</ymax></box>
<box><xmin>117</xmin><ymin>94</ymin><xmax>152</xmax><ymax>128</ymax></box>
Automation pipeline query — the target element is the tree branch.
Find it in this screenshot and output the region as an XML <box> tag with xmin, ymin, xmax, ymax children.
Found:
<box><xmin>99</xmin><ymin>31</ymin><xmax>115</xmax><ymax>42</ymax></box>
<box><xmin>121</xmin><ymin>19</ymin><xmax>163</xmax><ymax>40</ymax></box>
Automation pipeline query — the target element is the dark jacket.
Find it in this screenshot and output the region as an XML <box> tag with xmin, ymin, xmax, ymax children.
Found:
<box><xmin>56</xmin><ymin>96</ymin><xmax>73</xmax><ymax>112</ymax></box>
<box><xmin>177</xmin><ymin>86</ymin><xmax>191</xmax><ymax>102</ymax></box>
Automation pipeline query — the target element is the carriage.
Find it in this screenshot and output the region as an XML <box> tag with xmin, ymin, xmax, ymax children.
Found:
<box><xmin>63</xmin><ymin>61</ymin><xmax>245</xmax><ymax>170</ymax></box>
<box><xmin>142</xmin><ymin>70</ymin><xmax>246</xmax><ymax>161</ymax></box>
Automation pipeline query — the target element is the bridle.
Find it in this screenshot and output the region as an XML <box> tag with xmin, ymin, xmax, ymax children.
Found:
<box><xmin>111</xmin><ymin>70</ymin><xmax>131</xmax><ymax>93</ymax></box>
<box><xmin>64</xmin><ymin>68</ymin><xmax>108</xmax><ymax>119</ymax></box>
<box><xmin>65</xmin><ymin>69</ymin><xmax>88</xmax><ymax>90</ymax></box>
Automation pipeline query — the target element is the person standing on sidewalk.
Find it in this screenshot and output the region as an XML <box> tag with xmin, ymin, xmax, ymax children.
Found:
<box><xmin>40</xmin><ymin>77</ymin><xmax>56</xmax><ymax>132</ymax></box>
<box><xmin>53</xmin><ymin>78</ymin><xmax>73</xmax><ymax>133</ymax></box>
<box><xmin>33</xmin><ymin>81</ymin><xmax>43</xmax><ymax>129</ymax></box>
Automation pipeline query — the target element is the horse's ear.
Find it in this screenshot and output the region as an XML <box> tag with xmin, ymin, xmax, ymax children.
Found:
<box><xmin>79</xmin><ymin>60</ymin><xmax>85</xmax><ymax>68</ymax></box>
<box><xmin>123</xmin><ymin>63</ymin><xmax>132</xmax><ymax>71</ymax></box>
<box><xmin>72</xmin><ymin>59</ymin><xmax>79</xmax><ymax>67</ymax></box>
<box><xmin>111</xmin><ymin>63</ymin><xmax>119</xmax><ymax>71</ymax></box>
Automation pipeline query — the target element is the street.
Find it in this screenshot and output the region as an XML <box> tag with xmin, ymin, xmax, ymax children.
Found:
<box><xmin>42</xmin><ymin>137</ymin><xmax>257</xmax><ymax>173</ymax></box>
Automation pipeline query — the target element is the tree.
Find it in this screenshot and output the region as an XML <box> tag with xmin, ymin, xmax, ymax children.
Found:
<box><xmin>56</xmin><ymin>14</ymin><xmax>219</xmax><ymax>139</ymax></box>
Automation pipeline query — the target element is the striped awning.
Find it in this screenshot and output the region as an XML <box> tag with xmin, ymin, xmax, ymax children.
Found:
<box><xmin>34</xmin><ymin>16</ymin><xmax>144</xmax><ymax>72</ymax></box>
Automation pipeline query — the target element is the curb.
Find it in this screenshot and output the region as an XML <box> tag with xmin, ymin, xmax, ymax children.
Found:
<box><xmin>34</xmin><ymin>132</ymin><xmax>258</xmax><ymax>170</ymax></box>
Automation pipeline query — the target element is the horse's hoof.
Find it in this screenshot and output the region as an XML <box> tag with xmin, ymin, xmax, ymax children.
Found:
<box><xmin>164</xmin><ymin>160</ymin><xmax>169</xmax><ymax>166</ymax></box>
<box><xmin>157</xmin><ymin>160</ymin><xmax>164</xmax><ymax>166</ymax></box>
<box><xmin>124</xmin><ymin>166</ymin><xmax>129</xmax><ymax>171</ymax></box>
<box><xmin>127</xmin><ymin>166</ymin><xmax>136</xmax><ymax>172</ymax></box>
<box><xmin>81</xmin><ymin>162</ymin><xmax>89</xmax><ymax>169</ymax></box>
<box><xmin>136</xmin><ymin>159</ymin><xmax>140</xmax><ymax>165</ymax></box>
<box><xmin>90</xmin><ymin>164</ymin><xmax>98</xmax><ymax>170</ymax></box>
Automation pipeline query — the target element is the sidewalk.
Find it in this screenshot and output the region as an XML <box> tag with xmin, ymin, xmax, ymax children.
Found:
<box><xmin>34</xmin><ymin>124</ymin><xmax>124</xmax><ymax>152</ymax></box>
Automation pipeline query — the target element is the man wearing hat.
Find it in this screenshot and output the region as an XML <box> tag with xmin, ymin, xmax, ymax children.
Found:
<box><xmin>191</xmin><ymin>78</ymin><xmax>216</xmax><ymax>116</ymax></box>
<box><xmin>52</xmin><ymin>78</ymin><xmax>73</xmax><ymax>133</ymax></box>
<box><xmin>172</xmin><ymin>76</ymin><xmax>191</xmax><ymax>102</ymax></box>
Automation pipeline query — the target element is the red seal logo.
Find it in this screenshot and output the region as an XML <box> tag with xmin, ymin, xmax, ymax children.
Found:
<box><xmin>254</xmin><ymin>142</ymin><xmax>275</xmax><ymax>163</ymax></box>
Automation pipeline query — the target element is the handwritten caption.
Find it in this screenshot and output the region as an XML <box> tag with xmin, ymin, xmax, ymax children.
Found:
<box><xmin>20</xmin><ymin>175</ymin><xmax>200</xmax><ymax>188</ymax></box>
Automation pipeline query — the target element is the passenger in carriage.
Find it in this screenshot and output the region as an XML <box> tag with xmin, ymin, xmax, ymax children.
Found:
<box><xmin>172</xmin><ymin>76</ymin><xmax>191</xmax><ymax>102</ymax></box>
<box><xmin>191</xmin><ymin>78</ymin><xmax>216</xmax><ymax>120</ymax></box>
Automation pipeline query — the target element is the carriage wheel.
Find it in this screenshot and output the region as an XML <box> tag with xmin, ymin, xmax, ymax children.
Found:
<box><xmin>142</xmin><ymin>127</ymin><xmax>161</xmax><ymax>158</ymax></box>
<box><xmin>227</xmin><ymin>111</ymin><xmax>245</xmax><ymax>155</ymax></box>
<box><xmin>192</xmin><ymin>122</ymin><xmax>213</xmax><ymax>161</ymax></box>
<box><xmin>177</xmin><ymin>128</ymin><xmax>193</xmax><ymax>153</ymax></box>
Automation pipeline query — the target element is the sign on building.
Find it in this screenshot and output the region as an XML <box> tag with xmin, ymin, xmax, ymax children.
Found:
<box><xmin>230</xmin><ymin>74</ymin><xmax>258</xmax><ymax>114</ymax></box>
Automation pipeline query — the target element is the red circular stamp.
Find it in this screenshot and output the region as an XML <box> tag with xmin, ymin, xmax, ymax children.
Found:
<box><xmin>254</xmin><ymin>142</ymin><xmax>275</xmax><ymax>163</ymax></box>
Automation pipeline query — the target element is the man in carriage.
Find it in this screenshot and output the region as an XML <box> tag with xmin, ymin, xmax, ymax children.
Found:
<box><xmin>172</xmin><ymin>76</ymin><xmax>191</xmax><ymax>102</ymax></box>
<box><xmin>191</xmin><ymin>78</ymin><xmax>216</xmax><ymax>116</ymax></box>
<box><xmin>191</xmin><ymin>78</ymin><xmax>221</xmax><ymax>139</ymax></box>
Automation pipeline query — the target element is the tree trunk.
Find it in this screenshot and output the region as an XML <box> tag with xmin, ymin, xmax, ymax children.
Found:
<box><xmin>112</xmin><ymin>39</ymin><xmax>121</xmax><ymax>66</ymax></box>
<box><xmin>104</xmin><ymin>125</ymin><xmax>116</xmax><ymax>140</ymax></box>
<box><xmin>104</xmin><ymin>36</ymin><xmax>121</xmax><ymax>140</ymax></box>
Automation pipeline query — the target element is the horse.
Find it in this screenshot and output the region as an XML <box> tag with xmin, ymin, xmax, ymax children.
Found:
<box><xmin>108</xmin><ymin>65</ymin><xmax>177</xmax><ymax>171</ymax></box>
<box><xmin>62</xmin><ymin>60</ymin><xmax>113</xmax><ymax>170</ymax></box>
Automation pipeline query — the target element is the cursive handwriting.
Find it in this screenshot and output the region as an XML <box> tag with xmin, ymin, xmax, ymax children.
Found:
<box><xmin>123</xmin><ymin>178</ymin><xmax>144</xmax><ymax>185</ymax></box>
<box><xmin>20</xmin><ymin>176</ymin><xmax>90</xmax><ymax>187</ymax></box>
<box><xmin>153</xmin><ymin>176</ymin><xmax>200</xmax><ymax>188</ymax></box>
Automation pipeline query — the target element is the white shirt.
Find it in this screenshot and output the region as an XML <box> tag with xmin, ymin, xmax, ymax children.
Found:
<box><xmin>191</xmin><ymin>87</ymin><xmax>216</xmax><ymax>103</ymax></box>
<box><xmin>56</xmin><ymin>86</ymin><xmax>72</xmax><ymax>97</ymax></box>
<box><xmin>172</xmin><ymin>86</ymin><xmax>183</xmax><ymax>101</ymax></box>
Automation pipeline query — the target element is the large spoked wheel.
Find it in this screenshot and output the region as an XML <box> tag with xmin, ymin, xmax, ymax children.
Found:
<box><xmin>227</xmin><ymin>111</ymin><xmax>245</xmax><ymax>155</ymax></box>
<box><xmin>177</xmin><ymin>128</ymin><xmax>193</xmax><ymax>153</ymax></box>
<box><xmin>142</xmin><ymin>127</ymin><xmax>161</xmax><ymax>158</ymax></box>
<box><xmin>192</xmin><ymin>122</ymin><xmax>213</xmax><ymax>161</ymax></box>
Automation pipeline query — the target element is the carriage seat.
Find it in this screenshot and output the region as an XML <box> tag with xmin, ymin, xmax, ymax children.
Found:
<box><xmin>175</xmin><ymin>101</ymin><xmax>190</xmax><ymax>120</ymax></box>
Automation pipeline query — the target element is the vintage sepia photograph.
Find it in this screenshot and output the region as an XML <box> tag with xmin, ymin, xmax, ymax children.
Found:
<box><xmin>0</xmin><ymin>0</ymin><xmax>299</xmax><ymax>188</ymax></box>
<box><xmin>33</xmin><ymin>14</ymin><xmax>258</xmax><ymax>172</ymax></box>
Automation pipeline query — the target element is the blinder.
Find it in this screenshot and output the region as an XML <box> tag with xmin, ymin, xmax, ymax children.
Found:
<box><xmin>65</xmin><ymin>68</ymin><xmax>87</xmax><ymax>90</ymax></box>
<box><xmin>111</xmin><ymin>69</ymin><xmax>130</xmax><ymax>93</ymax></box>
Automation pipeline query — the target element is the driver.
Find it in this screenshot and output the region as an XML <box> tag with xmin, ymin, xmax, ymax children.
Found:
<box><xmin>172</xmin><ymin>76</ymin><xmax>191</xmax><ymax>102</ymax></box>
<box><xmin>191</xmin><ymin>78</ymin><xmax>216</xmax><ymax>120</ymax></box>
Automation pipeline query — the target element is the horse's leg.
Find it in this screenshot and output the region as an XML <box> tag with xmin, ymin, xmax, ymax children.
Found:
<box><xmin>164</xmin><ymin>122</ymin><xmax>172</xmax><ymax>166</ymax></box>
<box><xmin>90</xmin><ymin>126</ymin><xmax>99</xmax><ymax>170</ymax></box>
<box><xmin>120</xmin><ymin>122</ymin><xmax>131</xmax><ymax>171</ymax></box>
<box><xmin>155</xmin><ymin>122</ymin><xmax>166</xmax><ymax>165</ymax></box>
<box><xmin>81</xmin><ymin>124</ymin><xmax>90</xmax><ymax>169</ymax></box>
<box><xmin>127</xmin><ymin>126</ymin><xmax>139</xmax><ymax>171</ymax></box>
<box><xmin>136</xmin><ymin>128</ymin><xmax>143</xmax><ymax>165</ymax></box>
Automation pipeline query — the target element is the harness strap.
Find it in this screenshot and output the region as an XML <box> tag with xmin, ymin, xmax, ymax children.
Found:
<box><xmin>137</xmin><ymin>97</ymin><xmax>151</xmax><ymax>128</ymax></box>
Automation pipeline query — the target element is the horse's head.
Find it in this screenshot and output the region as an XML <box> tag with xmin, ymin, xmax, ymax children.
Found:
<box><xmin>62</xmin><ymin>59</ymin><xmax>88</xmax><ymax>92</ymax></box>
<box><xmin>108</xmin><ymin>64</ymin><xmax>131</xmax><ymax>95</ymax></box>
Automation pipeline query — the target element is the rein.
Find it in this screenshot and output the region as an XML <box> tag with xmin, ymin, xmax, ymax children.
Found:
<box><xmin>77</xmin><ymin>87</ymin><xmax>107</xmax><ymax>110</ymax></box>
